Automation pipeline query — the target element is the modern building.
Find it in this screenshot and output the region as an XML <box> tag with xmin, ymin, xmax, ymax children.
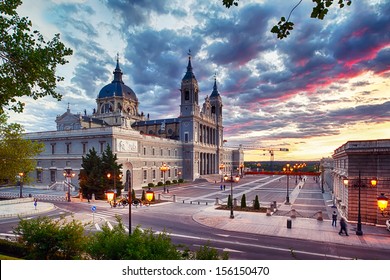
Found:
<box><xmin>332</xmin><ymin>139</ymin><xmax>390</xmax><ymax>227</ymax></box>
<box><xmin>24</xmin><ymin>54</ymin><xmax>243</xmax><ymax>191</ymax></box>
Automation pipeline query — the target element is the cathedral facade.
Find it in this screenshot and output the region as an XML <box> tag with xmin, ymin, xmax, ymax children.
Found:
<box><xmin>24</xmin><ymin>54</ymin><xmax>243</xmax><ymax>190</ymax></box>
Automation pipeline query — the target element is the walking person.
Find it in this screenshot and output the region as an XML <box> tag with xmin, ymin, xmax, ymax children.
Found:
<box><xmin>339</xmin><ymin>217</ymin><xmax>349</xmax><ymax>236</ymax></box>
<box><xmin>332</xmin><ymin>211</ymin><xmax>337</xmax><ymax>227</ymax></box>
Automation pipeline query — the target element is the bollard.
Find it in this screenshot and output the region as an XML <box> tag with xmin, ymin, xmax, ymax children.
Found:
<box><xmin>173</xmin><ymin>194</ymin><xmax>176</xmax><ymax>203</ymax></box>
<box><xmin>316</xmin><ymin>210</ymin><xmax>323</xmax><ymax>221</ymax></box>
<box><xmin>287</xmin><ymin>219</ymin><xmax>292</xmax><ymax>229</ymax></box>
<box><xmin>290</xmin><ymin>209</ymin><xmax>297</xmax><ymax>218</ymax></box>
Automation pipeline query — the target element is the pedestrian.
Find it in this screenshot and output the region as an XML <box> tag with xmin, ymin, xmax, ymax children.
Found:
<box><xmin>223</xmin><ymin>185</ymin><xmax>226</xmax><ymax>191</ymax></box>
<box><xmin>339</xmin><ymin>217</ymin><xmax>349</xmax><ymax>236</ymax></box>
<box><xmin>220</xmin><ymin>185</ymin><xmax>223</xmax><ymax>190</ymax></box>
<box><xmin>332</xmin><ymin>211</ymin><xmax>337</xmax><ymax>227</ymax></box>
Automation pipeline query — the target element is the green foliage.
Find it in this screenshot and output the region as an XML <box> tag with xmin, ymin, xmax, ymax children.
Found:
<box><xmin>79</xmin><ymin>147</ymin><xmax>103</xmax><ymax>199</ymax></box>
<box><xmin>0</xmin><ymin>238</ymin><xmax>27</xmax><ymax>258</ymax></box>
<box><xmin>254</xmin><ymin>195</ymin><xmax>260</xmax><ymax>210</ymax></box>
<box><xmin>172</xmin><ymin>179</ymin><xmax>177</xmax><ymax>184</ymax></box>
<box><xmin>14</xmin><ymin>216</ymin><xmax>87</xmax><ymax>260</ymax></box>
<box><xmin>12</xmin><ymin>216</ymin><xmax>229</xmax><ymax>260</ymax></box>
<box><xmin>178</xmin><ymin>178</ymin><xmax>184</xmax><ymax>183</ymax></box>
<box><xmin>141</xmin><ymin>189</ymin><xmax>145</xmax><ymax>201</ymax></box>
<box><xmin>0</xmin><ymin>0</ymin><xmax>73</xmax><ymax>114</ymax></box>
<box><xmin>193</xmin><ymin>241</ymin><xmax>229</xmax><ymax>260</ymax></box>
<box><xmin>157</xmin><ymin>181</ymin><xmax>163</xmax><ymax>186</ymax></box>
<box><xmin>223</xmin><ymin>0</ymin><xmax>352</xmax><ymax>39</ymax></box>
<box><xmin>80</xmin><ymin>145</ymin><xmax>122</xmax><ymax>199</ymax></box>
<box><xmin>0</xmin><ymin>113</ymin><xmax>44</xmax><ymax>183</ymax></box>
<box><xmin>148</xmin><ymin>182</ymin><xmax>155</xmax><ymax>188</ymax></box>
<box><xmin>132</xmin><ymin>189</ymin><xmax>136</xmax><ymax>201</ymax></box>
<box><xmin>165</xmin><ymin>180</ymin><xmax>171</xmax><ymax>185</ymax></box>
<box><xmin>240</xmin><ymin>194</ymin><xmax>247</xmax><ymax>208</ymax></box>
<box><xmin>227</xmin><ymin>194</ymin><xmax>232</xmax><ymax>208</ymax></box>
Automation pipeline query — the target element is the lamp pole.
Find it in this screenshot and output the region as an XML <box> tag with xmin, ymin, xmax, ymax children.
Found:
<box><xmin>63</xmin><ymin>168</ymin><xmax>75</xmax><ymax>202</ymax></box>
<box><xmin>224</xmin><ymin>171</ymin><xmax>240</xmax><ymax>219</ymax></box>
<box><xmin>160</xmin><ymin>163</ymin><xmax>169</xmax><ymax>191</ymax></box>
<box><xmin>18</xmin><ymin>172</ymin><xmax>24</xmax><ymax>198</ymax></box>
<box><xmin>343</xmin><ymin>170</ymin><xmax>377</xmax><ymax>236</ymax></box>
<box><xmin>219</xmin><ymin>163</ymin><xmax>225</xmax><ymax>182</ymax></box>
<box><xmin>127</xmin><ymin>175</ymin><xmax>132</xmax><ymax>235</ymax></box>
<box><xmin>283</xmin><ymin>163</ymin><xmax>293</xmax><ymax>205</ymax></box>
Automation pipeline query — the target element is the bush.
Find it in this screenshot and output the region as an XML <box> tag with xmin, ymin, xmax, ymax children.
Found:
<box><xmin>148</xmin><ymin>183</ymin><xmax>155</xmax><ymax>188</ymax></box>
<box><xmin>254</xmin><ymin>195</ymin><xmax>260</xmax><ymax>210</ymax></box>
<box><xmin>227</xmin><ymin>194</ymin><xmax>232</xmax><ymax>208</ymax></box>
<box><xmin>0</xmin><ymin>238</ymin><xmax>27</xmax><ymax>259</ymax></box>
<box><xmin>178</xmin><ymin>179</ymin><xmax>184</xmax><ymax>183</ymax></box>
<box><xmin>172</xmin><ymin>180</ymin><xmax>177</xmax><ymax>184</ymax></box>
<box><xmin>157</xmin><ymin>181</ymin><xmax>163</xmax><ymax>186</ymax></box>
<box><xmin>165</xmin><ymin>180</ymin><xmax>171</xmax><ymax>185</ymax></box>
<box><xmin>240</xmin><ymin>194</ymin><xmax>247</xmax><ymax>208</ymax></box>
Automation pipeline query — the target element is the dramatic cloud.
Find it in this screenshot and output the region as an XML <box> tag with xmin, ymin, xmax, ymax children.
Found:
<box><xmin>10</xmin><ymin>0</ymin><xmax>390</xmax><ymax>160</ymax></box>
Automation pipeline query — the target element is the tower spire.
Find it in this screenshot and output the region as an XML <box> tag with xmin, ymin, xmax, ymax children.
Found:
<box><xmin>183</xmin><ymin>49</ymin><xmax>195</xmax><ymax>80</ymax></box>
<box><xmin>113</xmin><ymin>53</ymin><xmax>123</xmax><ymax>83</ymax></box>
<box><xmin>210</xmin><ymin>72</ymin><xmax>220</xmax><ymax>97</ymax></box>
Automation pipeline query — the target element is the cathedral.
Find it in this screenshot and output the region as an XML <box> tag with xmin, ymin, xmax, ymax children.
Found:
<box><xmin>24</xmin><ymin>53</ymin><xmax>243</xmax><ymax>190</ymax></box>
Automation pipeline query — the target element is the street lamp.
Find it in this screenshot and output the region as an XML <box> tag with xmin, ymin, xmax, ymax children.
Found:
<box><xmin>223</xmin><ymin>171</ymin><xmax>240</xmax><ymax>219</ymax></box>
<box><xmin>343</xmin><ymin>171</ymin><xmax>377</xmax><ymax>236</ymax></box>
<box><xmin>145</xmin><ymin>188</ymin><xmax>154</xmax><ymax>205</ymax></box>
<box><xmin>282</xmin><ymin>163</ymin><xmax>293</xmax><ymax>205</ymax></box>
<box><xmin>18</xmin><ymin>172</ymin><xmax>24</xmax><ymax>198</ymax></box>
<box><xmin>377</xmin><ymin>193</ymin><xmax>389</xmax><ymax>216</ymax></box>
<box><xmin>63</xmin><ymin>168</ymin><xmax>75</xmax><ymax>202</ymax></box>
<box><xmin>219</xmin><ymin>163</ymin><xmax>225</xmax><ymax>182</ymax></box>
<box><xmin>107</xmin><ymin>171</ymin><xmax>122</xmax><ymax>205</ymax></box>
<box><xmin>178</xmin><ymin>171</ymin><xmax>182</xmax><ymax>185</ymax></box>
<box><xmin>239</xmin><ymin>163</ymin><xmax>244</xmax><ymax>178</ymax></box>
<box><xmin>160</xmin><ymin>163</ymin><xmax>169</xmax><ymax>189</ymax></box>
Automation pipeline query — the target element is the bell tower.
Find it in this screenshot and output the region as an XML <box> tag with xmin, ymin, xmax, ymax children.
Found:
<box><xmin>180</xmin><ymin>50</ymin><xmax>200</xmax><ymax>117</ymax></box>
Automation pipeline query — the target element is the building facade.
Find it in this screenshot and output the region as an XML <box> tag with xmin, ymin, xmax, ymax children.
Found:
<box><xmin>24</xmin><ymin>54</ymin><xmax>244</xmax><ymax>191</ymax></box>
<box><xmin>332</xmin><ymin>139</ymin><xmax>390</xmax><ymax>226</ymax></box>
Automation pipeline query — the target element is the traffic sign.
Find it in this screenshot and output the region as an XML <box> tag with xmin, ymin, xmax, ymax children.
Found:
<box><xmin>91</xmin><ymin>205</ymin><xmax>96</xmax><ymax>212</ymax></box>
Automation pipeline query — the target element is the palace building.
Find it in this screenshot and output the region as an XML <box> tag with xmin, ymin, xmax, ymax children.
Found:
<box><xmin>24</xmin><ymin>54</ymin><xmax>243</xmax><ymax>191</ymax></box>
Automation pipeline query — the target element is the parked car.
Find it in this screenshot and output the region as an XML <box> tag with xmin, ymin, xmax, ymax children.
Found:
<box><xmin>386</xmin><ymin>219</ymin><xmax>390</xmax><ymax>232</ymax></box>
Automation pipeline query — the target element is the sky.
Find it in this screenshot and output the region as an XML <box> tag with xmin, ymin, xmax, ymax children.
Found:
<box><xmin>7</xmin><ymin>0</ymin><xmax>390</xmax><ymax>162</ymax></box>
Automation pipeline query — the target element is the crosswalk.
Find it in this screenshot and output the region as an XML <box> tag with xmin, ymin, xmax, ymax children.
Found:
<box><xmin>85</xmin><ymin>208</ymin><xmax>131</xmax><ymax>232</ymax></box>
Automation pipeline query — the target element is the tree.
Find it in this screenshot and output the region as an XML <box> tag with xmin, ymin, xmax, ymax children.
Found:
<box><xmin>222</xmin><ymin>0</ymin><xmax>352</xmax><ymax>39</ymax></box>
<box><xmin>240</xmin><ymin>193</ymin><xmax>247</xmax><ymax>208</ymax></box>
<box><xmin>0</xmin><ymin>0</ymin><xmax>73</xmax><ymax>114</ymax></box>
<box><xmin>102</xmin><ymin>144</ymin><xmax>123</xmax><ymax>196</ymax></box>
<box><xmin>79</xmin><ymin>147</ymin><xmax>103</xmax><ymax>199</ymax></box>
<box><xmin>254</xmin><ymin>195</ymin><xmax>260</xmax><ymax>210</ymax></box>
<box><xmin>0</xmin><ymin>113</ymin><xmax>44</xmax><ymax>184</ymax></box>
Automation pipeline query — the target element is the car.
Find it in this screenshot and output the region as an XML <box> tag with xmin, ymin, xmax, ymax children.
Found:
<box><xmin>386</xmin><ymin>219</ymin><xmax>390</xmax><ymax>232</ymax></box>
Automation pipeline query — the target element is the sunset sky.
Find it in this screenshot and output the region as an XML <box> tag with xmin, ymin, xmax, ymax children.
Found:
<box><xmin>7</xmin><ymin>0</ymin><xmax>390</xmax><ymax>162</ymax></box>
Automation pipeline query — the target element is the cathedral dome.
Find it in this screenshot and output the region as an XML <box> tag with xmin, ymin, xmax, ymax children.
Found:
<box><xmin>98</xmin><ymin>58</ymin><xmax>138</xmax><ymax>102</ymax></box>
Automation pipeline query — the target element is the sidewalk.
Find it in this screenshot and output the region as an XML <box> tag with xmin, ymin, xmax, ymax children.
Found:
<box><xmin>0</xmin><ymin>198</ymin><xmax>55</xmax><ymax>218</ymax></box>
<box><xmin>193</xmin><ymin>206</ymin><xmax>390</xmax><ymax>250</ymax></box>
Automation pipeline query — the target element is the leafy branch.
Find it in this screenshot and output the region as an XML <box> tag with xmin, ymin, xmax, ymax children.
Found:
<box><xmin>222</xmin><ymin>0</ymin><xmax>353</xmax><ymax>39</ymax></box>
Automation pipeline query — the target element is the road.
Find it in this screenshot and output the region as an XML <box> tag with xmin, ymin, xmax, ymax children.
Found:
<box><xmin>1</xmin><ymin>175</ymin><xmax>389</xmax><ymax>259</ymax></box>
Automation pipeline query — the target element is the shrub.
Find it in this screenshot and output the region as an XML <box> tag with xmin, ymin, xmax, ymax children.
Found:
<box><xmin>227</xmin><ymin>194</ymin><xmax>232</xmax><ymax>208</ymax></box>
<box><xmin>165</xmin><ymin>180</ymin><xmax>171</xmax><ymax>185</ymax></box>
<box><xmin>240</xmin><ymin>194</ymin><xmax>247</xmax><ymax>208</ymax></box>
<box><xmin>172</xmin><ymin>180</ymin><xmax>177</xmax><ymax>184</ymax></box>
<box><xmin>148</xmin><ymin>183</ymin><xmax>155</xmax><ymax>188</ymax></box>
<box><xmin>157</xmin><ymin>181</ymin><xmax>163</xmax><ymax>186</ymax></box>
<box><xmin>254</xmin><ymin>195</ymin><xmax>260</xmax><ymax>210</ymax></box>
<box><xmin>178</xmin><ymin>178</ymin><xmax>184</xmax><ymax>183</ymax></box>
<box><xmin>0</xmin><ymin>238</ymin><xmax>27</xmax><ymax>259</ymax></box>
